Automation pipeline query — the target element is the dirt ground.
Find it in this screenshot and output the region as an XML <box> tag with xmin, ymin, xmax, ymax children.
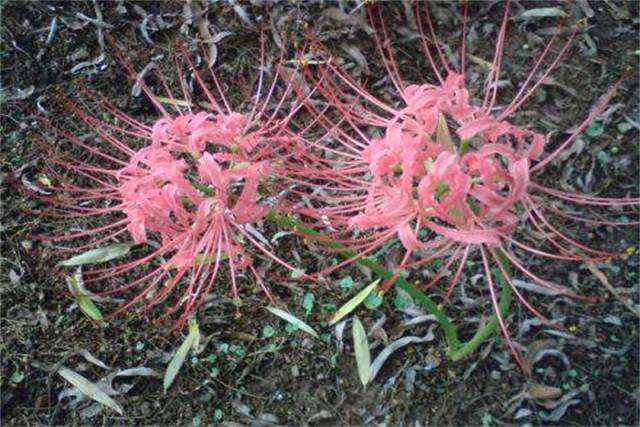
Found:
<box><xmin>1</xmin><ymin>1</ymin><xmax>639</xmax><ymax>426</ymax></box>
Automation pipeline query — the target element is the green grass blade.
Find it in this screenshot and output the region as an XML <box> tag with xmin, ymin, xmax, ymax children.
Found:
<box><xmin>163</xmin><ymin>318</ymin><xmax>200</xmax><ymax>391</ymax></box>
<box><xmin>329</xmin><ymin>279</ymin><xmax>380</xmax><ymax>326</ymax></box>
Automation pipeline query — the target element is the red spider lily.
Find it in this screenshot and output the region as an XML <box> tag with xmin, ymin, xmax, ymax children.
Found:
<box><xmin>290</xmin><ymin>2</ymin><xmax>639</xmax><ymax>370</ymax></box>
<box><xmin>29</xmin><ymin>36</ymin><xmax>307</xmax><ymax>329</ymax></box>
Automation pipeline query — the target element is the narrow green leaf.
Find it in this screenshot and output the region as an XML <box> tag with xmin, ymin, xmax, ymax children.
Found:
<box><xmin>66</xmin><ymin>271</ymin><xmax>104</xmax><ymax>323</ymax></box>
<box><xmin>265</xmin><ymin>307</ymin><xmax>319</xmax><ymax>339</ymax></box>
<box><xmin>58</xmin><ymin>243</ymin><xmax>136</xmax><ymax>267</ymax></box>
<box><xmin>155</xmin><ymin>97</ymin><xmax>212</xmax><ymax>110</ymax></box>
<box><xmin>329</xmin><ymin>279</ymin><xmax>380</xmax><ymax>326</ymax></box>
<box><xmin>58</xmin><ymin>367</ymin><xmax>124</xmax><ymax>415</ymax></box>
<box><xmin>155</xmin><ymin>96</ymin><xmax>195</xmax><ymax>107</ymax></box>
<box><xmin>164</xmin><ymin>318</ymin><xmax>200</xmax><ymax>391</ymax></box>
<box><xmin>352</xmin><ymin>316</ymin><xmax>371</xmax><ymax>388</ymax></box>
<box><xmin>519</xmin><ymin>7</ymin><xmax>567</xmax><ymax>19</ymax></box>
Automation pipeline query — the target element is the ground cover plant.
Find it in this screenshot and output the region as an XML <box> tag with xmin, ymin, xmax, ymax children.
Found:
<box><xmin>2</xmin><ymin>1</ymin><xmax>639</xmax><ymax>425</ymax></box>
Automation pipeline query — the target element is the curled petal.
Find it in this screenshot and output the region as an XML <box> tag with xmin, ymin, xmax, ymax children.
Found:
<box><xmin>425</xmin><ymin>221</ymin><xmax>501</xmax><ymax>245</ymax></box>
<box><xmin>398</xmin><ymin>223</ymin><xmax>422</xmax><ymax>252</ymax></box>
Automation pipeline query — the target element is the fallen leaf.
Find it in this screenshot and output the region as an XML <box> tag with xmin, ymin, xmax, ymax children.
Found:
<box><xmin>77</xmin><ymin>350</ymin><xmax>111</xmax><ymax>370</ymax></box>
<box><xmin>330</xmin><ymin>279</ymin><xmax>380</xmax><ymax>326</ymax></box>
<box><xmin>322</xmin><ymin>7</ymin><xmax>374</xmax><ymax>34</ymax></box>
<box><xmin>57</xmin><ymin>367</ymin><xmax>123</xmax><ymax>415</ymax></box>
<box><xmin>525</xmin><ymin>383</ymin><xmax>563</xmax><ymax>401</ymax></box>
<box><xmin>164</xmin><ymin>318</ymin><xmax>200</xmax><ymax>391</ymax></box>
<box><xmin>368</xmin><ymin>328</ymin><xmax>435</xmax><ymax>383</ymax></box>
<box><xmin>265</xmin><ymin>307</ymin><xmax>319</xmax><ymax>338</ymax></box>
<box><xmin>66</xmin><ymin>270</ymin><xmax>104</xmax><ymax>324</ymax></box>
<box><xmin>519</xmin><ymin>8</ymin><xmax>567</xmax><ymax>19</ymax></box>
<box><xmin>352</xmin><ymin>317</ymin><xmax>371</xmax><ymax>388</ymax></box>
<box><xmin>58</xmin><ymin>243</ymin><xmax>136</xmax><ymax>267</ymax></box>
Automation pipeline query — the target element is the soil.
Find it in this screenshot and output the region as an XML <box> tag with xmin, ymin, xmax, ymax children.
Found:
<box><xmin>1</xmin><ymin>1</ymin><xmax>639</xmax><ymax>426</ymax></box>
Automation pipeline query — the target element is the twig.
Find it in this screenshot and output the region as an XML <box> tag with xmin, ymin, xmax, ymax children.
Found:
<box><xmin>585</xmin><ymin>262</ymin><xmax>640</xmax><ymax>318</ymax></box>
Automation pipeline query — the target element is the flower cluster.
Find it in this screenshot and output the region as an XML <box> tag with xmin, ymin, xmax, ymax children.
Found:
<box><xmin>32</xmin><ymin>40</ymin><xmax>304</xmax><ymax>328</ymax></box>
<box><xmin>286</xmin><ymin>2</ymin><xmax>638</xmax><ymax>370</ymax></box>
<box><xmin>351</xmin><ymin>73</ymin><xmax>546</xmax><ymax>251</ymax></box>
<box><xmin>118</xmin><ymin>112</ymin><xmax>270</xmax><ymax>270</ymax></box>
<box><xmin>30</xmin><ymin>3</ymin><xmax>637</xmax><ymax>371</ymax></box>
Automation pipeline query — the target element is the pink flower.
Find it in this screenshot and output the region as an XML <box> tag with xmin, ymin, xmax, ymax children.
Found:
<box><xmin>32</xmin><ymin>41</ymin><xmax>303</xmax><ymax>329</ymax></box>
<box><xmin>291</xmin><ymin>2</ymin><xmax>638</xmax><ymax>372</ymax></box>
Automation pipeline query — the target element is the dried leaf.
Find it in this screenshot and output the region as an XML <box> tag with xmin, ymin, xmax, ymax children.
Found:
<box><xmin>341</xmin><ymin>44</ymin><xmax>370</xmax><ymax>74</ymax></box>
<box><xmin>58</xmin><ymin>243</ymin><xmax>135</xmax><ymax>267</ymax></box>
<box><xmin>265</xmin><ymin>307</ymin><xmax>319</xmax><ymax>338</ymax></box>
<box><xmin>513</xmin><ymin>279</ymin><xmax>564</xmax><ymax>296</ymax></box>
<box><xmin>368</xmin><ymin>329</ymin><xmax>435</xmax><ymax>383</ymax></box>
<box><xmin>113</xmin><ymin>367</ymin><xmax>160</xmax><ymax>378</ymax></box>
<box><xmin>163</xmin><ymin>318</ymin><xmax>200</xmax><ymax>391</ymax></box>
<box><xmin>436</xmin><ymin>113</ymin><xmax>455</xmax><ymax>152</ymax></box>
<box><xmin>155</xmin><ymin>97</ymin><xmax>195</xmax><ymax>107</ymax></box>
<box><xmin>322</xmin><ymin>7</ymin><xmax>374</xmax><ymax>34</ymax></box>
<box><xmin>352</xmin><ymin>317</ymin><xmax>371</xmax><ymax>388</ymax></box>
<box><xmin>329</xmin><ymin>279</ymin><xmax>380</xmax><ymax>326</ymax></box>
<box><xmin>57</xmin><ymin>367</ymin><xmax>124</xmax><ymax>415</ymax></box>
<box><xmin>586</xmin><ymin>262</ymin><xmax>640</xmax><ymax>318</ymax></box>
<box><xmin>77</xmin><ymin>350</ymin><xmax>111</xmax><ymax>370</ymax></box>
<box><xmin>525</xmin><ymin>383</ymin><xmax>563</xmax><ymax>401</ymax></box>
<box><xmin>514</xmin><ymin>408</ymin><xmax>533</xmax><ymax>420</ymax></box>
<box><xmin>545</xmin><ymin>399</ymin><xmax>580</xmax><ymax>421</ymax></box>
<box><xmin>70</xmin><ymin>53</ymin><xmax>106</xmax><ymax>73</ymax></box>
<box><xmin>519</xmin><ymin>8</ymin><xmax>567</xmax><ymax>19</ymax></box>
<box><xmin>0</xmin><ymin>85</ymin><xmax>34</xmax><ymax>102</ymax></box>
<box><xmin>335</xmin><ymin>320</ymin><xmax>347</xmax><ymax>354</ymax></box>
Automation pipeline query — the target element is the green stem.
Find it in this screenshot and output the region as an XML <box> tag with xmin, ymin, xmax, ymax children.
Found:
<box><xmin>266</xmin><ymin>212</ymin><xmax>515</xmax><ymax>360</ymax></box>
<box><xmin>459</xmin><ymin>138</ymin><xmax>472</xmax><ymax>155</ymax></box>
<box><xmin>448</xmin><ymin>248</ymin><xmax>513</xmax><ymax>361</ymax></box>
<box><xmin>267</xmin><ymin>212</ymin><xmax>460</xmax><ymax>349</ymax></box>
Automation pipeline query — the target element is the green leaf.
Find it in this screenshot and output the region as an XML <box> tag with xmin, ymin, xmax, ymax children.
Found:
<box><xmin>586</xmin><ymin>121</ymin><xmax>604</xmax><ymax>137</ymax></box>
<box><xmin>262</xmin><ymin>325</ymin><xmax>276</xmax><ymax>338</ymax></box>
<box><xmin>58</xmin><ymin>367</ymin><xmax>124</xmax><ymax>414</ymax></box>
<box><xmin>338</xmin><ymin>276</ymin><xmax>355</xmax><ymax>291</ymax></box>
<box><xmin>519</xmin><ymin>7</ymin><xmax>567</xmax><ymax>19</ymax></box>
<box><xmin>329</xmin><ymin>279</ymin><xmax>380</xmax><ymax>325</ymax></box>
<box><xmin>66</xmin><ymin>271</ymin><xmax>104</xmax><ymax>323</ymax></box>
<box><xmin>617</xmin><ymin>122</ymin><xmax>633</xmax><ymax>134</ymax></box>
<box><xmin>302</xmin><ymin>293</ymin><xmax>315</xmax><ymax>316</ymax></box>
<box><xmin>58</xmin><ymin>243</ymin><xmax>136</xmax><ymax>267</ymax></box>
<box><xmin>163</xmin><ymin>318</ymin><xmax>200</xmax><ymax>391</ymax></box>
<box><xmin>266</xmin><ymin>307</ymin><xmax>319</xmax><ymax>338</ymax></box>
<box><xmin>290</xmin><ymin>269</ymin><xmax>305</xmax><ymax>279</ymax></box>
<box><xmin>352</xmin><ymin>316</ymin><xmax>371</xmax><ymax>388</ymax></box>
<box><xmin>393</xmin><ymin>290</ymin><xmax>412</xmax><ymax>310</ymax></box>
<box><xmin>230</xmin><ymin>344</ymin><xmax>245</xmax><ymax>357</ymax></box>
<box><xmin>363</xmin><ymin>291</ymin><xmax>384</xmax><ymax>310</ymax></box>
